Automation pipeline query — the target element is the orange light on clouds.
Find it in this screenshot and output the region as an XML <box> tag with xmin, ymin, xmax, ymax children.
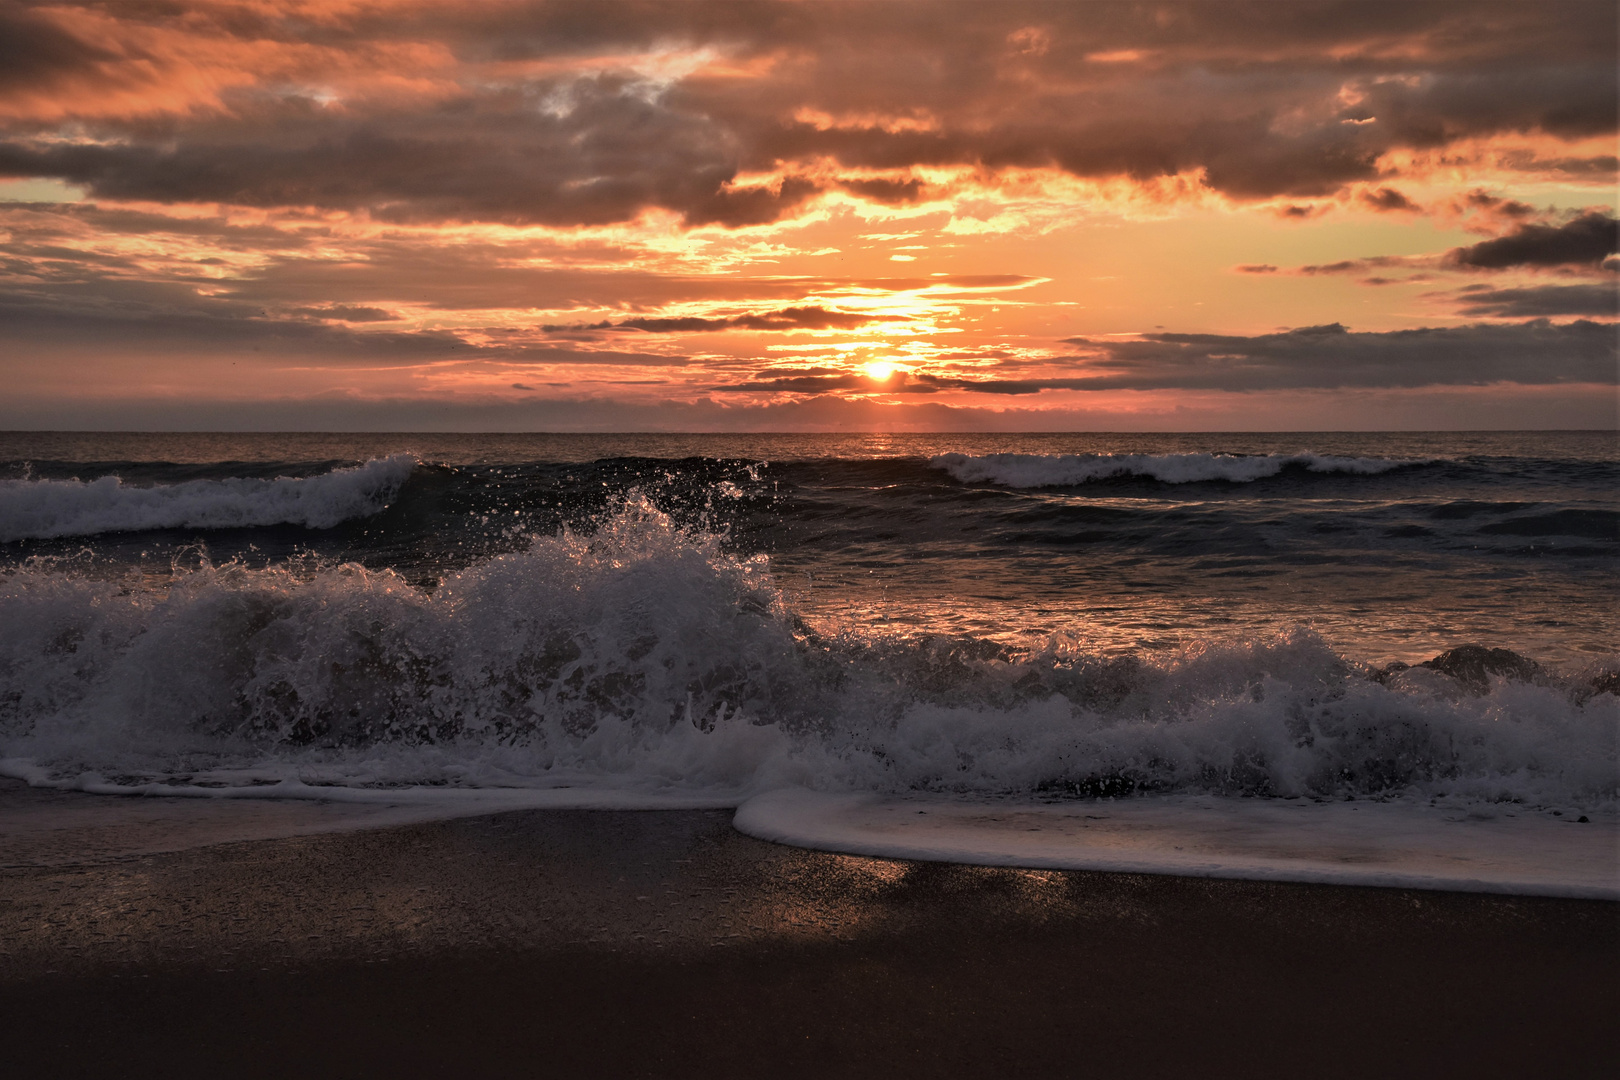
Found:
<box><xmin>0</xmin><ymin>1</ymin><xmax>1612</xmax><ymax>431</ymax></box>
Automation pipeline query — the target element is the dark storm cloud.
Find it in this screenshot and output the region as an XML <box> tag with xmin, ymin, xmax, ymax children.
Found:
<box><xmin>1448</xmin><ymin>283</ymin><xmax>1619</xmax><ymax>318</ymax></box>
<box><xmin>0</xmin><ymin>2</ymin><xmax>1613</xmax><ymax>226</ymax></box>
<box><xmin>543</xmin><ymin>306</ymin><xmax>903</xmax><ymax>334</ymax></box>
<box><xmin>1444</xmin><ymin>212</ymin><xmax>1619</xmax><ymax>269</ymax></box>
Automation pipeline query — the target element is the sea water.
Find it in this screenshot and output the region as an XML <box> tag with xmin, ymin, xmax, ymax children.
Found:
<box><xmin>1</xmin><ymin>432</ymin><xmax>1615</xmax><ymax>893</ymax></box>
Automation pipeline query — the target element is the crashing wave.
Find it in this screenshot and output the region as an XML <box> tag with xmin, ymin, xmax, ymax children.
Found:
<box><xmin>0</xmin><ymin>455</ymin><xmax>416</xmax><ymax>541</ymax></box>
<box><xmin>0</xmin><ymin>496</ymin><xmax>1613</xmax><ymax>809</ymax></box>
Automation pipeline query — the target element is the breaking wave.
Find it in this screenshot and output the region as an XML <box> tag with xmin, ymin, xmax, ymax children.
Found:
<box><xmin>931</xmin><ymin>451</ymin><xmax>1429</xmax><ymax>487</ymax></box>
<box><xmin>0</xmin><ymin>497</ymin><xmax>1614</xmax><ymax>809</ymax></box>
<box><xmin>0</xmin><ymin>455</ymin><xmax>416</xmax><ymax>541</ymax></box>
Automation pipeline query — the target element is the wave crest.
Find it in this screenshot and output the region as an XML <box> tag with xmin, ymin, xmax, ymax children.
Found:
<box><xmin>931</xmin><ymin>451</ymin><xmax>1428</xmax><ymax>487</ymax></box>
<box><xmin>0</xmin><ymin>497</ymin><xmax>1613</xmax><ymax>808</ymax></box>
<box><xmin>0</xmin><ymin>455</ymin><xmax>416</xmax><ymax>541</ymax></box>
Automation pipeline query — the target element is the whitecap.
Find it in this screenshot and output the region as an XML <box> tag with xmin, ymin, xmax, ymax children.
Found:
<box><xmin>0</xmin><ymin>454</ymin><xmax>416</xmax><ymax>541</ymax></box>
<box><xmin>930</xmin><ymin>451</ymin><xmax>1429</xmax><ymax>487</ymax></box>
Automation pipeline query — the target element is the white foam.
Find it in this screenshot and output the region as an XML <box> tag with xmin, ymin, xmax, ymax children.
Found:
<box><xmin>734</xmin><ymin>788</ymin><xmax>1620</xmax><ymax>898</ymax></box>
<box><xmin>0</xmin><ymin>454</ymin><xmax>416</xmax><ymax>540</ymax></box>
<box><xmin>1</xmin><ymin>499</ymin><xmax>1614</xmax><ymax>812</ymax></box>
<box><xmin>930</xmin><ymin>451</ymin><xmax>1426</xmax><ymax>487</ymax></box>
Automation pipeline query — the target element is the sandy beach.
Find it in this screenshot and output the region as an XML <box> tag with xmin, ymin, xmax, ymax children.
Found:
<box><xmin>1</xmin><ymin>779</ymin><xmax>1613</xmax><ymax>1078</ymax></box>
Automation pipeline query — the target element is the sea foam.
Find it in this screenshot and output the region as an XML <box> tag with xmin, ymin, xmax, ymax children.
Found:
<box><xmin>1</xmin><ymin>497</ymin><xmax>1613</xmax><ymax>811</ymax></box>
<box><xmin>930</xmin><ymin>451</ymin><xmax>1427</xmax><ymax>487</ymax></box>
<box><xmin>0</xmin><ymin>454</ymin><xmax>416</xmax><ymax>541</ymax></box>
<box><xmin>733</xmin><ymin>789</ymin><xmax>1618</xmax><ymax>898</ymax></box>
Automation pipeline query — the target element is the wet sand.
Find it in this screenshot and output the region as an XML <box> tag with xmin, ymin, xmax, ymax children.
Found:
<box><xmin>1</xmin><ymin>781</ymin><xmax>1614</xmax><ymax>1077</ymax></box>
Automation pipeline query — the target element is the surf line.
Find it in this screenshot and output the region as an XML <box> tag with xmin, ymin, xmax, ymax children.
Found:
<box><xmin>732</xmin><ymin>788</ymin><xmax>1619</xmax><ymax>900</ymax></box>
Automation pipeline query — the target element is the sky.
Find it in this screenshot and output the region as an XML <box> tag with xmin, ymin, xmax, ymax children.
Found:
<box><xmin>0</xmin><ymin>0</ymin><xmax>1615</xmax><ymax>432</ymax></box>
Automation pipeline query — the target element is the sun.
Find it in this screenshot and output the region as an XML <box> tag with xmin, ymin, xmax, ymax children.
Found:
<box><xmin>863</xmin><ymin>360</ymin><xmax>899</xmax><ymax>381</ymax></box>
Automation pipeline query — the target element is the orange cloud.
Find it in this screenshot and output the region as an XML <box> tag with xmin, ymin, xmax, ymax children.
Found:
<box><xmin>0</xmin><ymin>2</ymin><xmax>1614</xmax><ymax>430</ymax></box>
<box><xmin>2</xmin><ymin>2</ymin><xmax>1611</xmax><ymax>226</ymax></box>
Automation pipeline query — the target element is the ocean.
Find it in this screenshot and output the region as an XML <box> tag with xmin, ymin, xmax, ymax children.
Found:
<box><xmin>1</xmin><ymin>431</ymin><xmax>1615</xmax><ymax>892</ymax></box>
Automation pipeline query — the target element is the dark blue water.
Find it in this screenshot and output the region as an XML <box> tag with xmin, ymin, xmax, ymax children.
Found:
<box><xmin>3</xmin><ymin>431</ymin><xmax>1614</xmax><ymax>664</ymax></box>
<box><xmin>0</xmin><ymin>431</ymin><xmax>1614</xmax><ymax>808</ymax></box>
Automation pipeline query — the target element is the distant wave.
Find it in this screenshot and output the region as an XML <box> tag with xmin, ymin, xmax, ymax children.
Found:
<box><xmin>931</xmin><ymin>451</ymin><xmax>1429</xmax><ymax>487</ymax></box>
<box><xmin>0</xmin><ymin>455</ymin><xmax>416</xmax><ymax>541</ymax></box>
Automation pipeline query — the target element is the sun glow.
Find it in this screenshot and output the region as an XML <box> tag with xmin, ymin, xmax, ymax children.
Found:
<box><xmin>863</xmin><ymin>360</ymin><xmax>899</xmax><ymax>381</ymax></box>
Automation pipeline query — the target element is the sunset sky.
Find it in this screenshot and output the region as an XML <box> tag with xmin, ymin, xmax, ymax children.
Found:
<box><xmin>1</xmin><ymin>0</ymin><xmax>1615</xmax><ymax>431</ymax></box>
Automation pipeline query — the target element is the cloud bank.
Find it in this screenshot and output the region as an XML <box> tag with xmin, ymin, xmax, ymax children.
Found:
<box><xmin>0</xmin><ymin>2</ymin><xmax>1614</xmax><ymax>226</ymax></box>
<box><xmin>0</xmin><ymin>2</ymin><xmax>1614</xmax><ymax>430</ymax></box>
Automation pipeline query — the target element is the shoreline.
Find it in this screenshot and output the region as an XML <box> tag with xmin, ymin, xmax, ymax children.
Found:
<box><xmin>2</xmin><ymin>782</ymin><xmax>1615</xmax><ymax>1076</ymax></box>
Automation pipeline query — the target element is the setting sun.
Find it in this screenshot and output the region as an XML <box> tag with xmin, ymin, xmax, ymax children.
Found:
<box><xmin>863</xmin><ymin>360</ymin><xmax>899</xmax><ymax>381</ymax></box>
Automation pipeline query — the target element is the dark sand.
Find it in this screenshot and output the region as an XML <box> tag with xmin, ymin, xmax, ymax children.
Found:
<box><xmin>1</xmin><ymin>781</ymin><xmax>1614</xmax><ymax>1078</ymax></box>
